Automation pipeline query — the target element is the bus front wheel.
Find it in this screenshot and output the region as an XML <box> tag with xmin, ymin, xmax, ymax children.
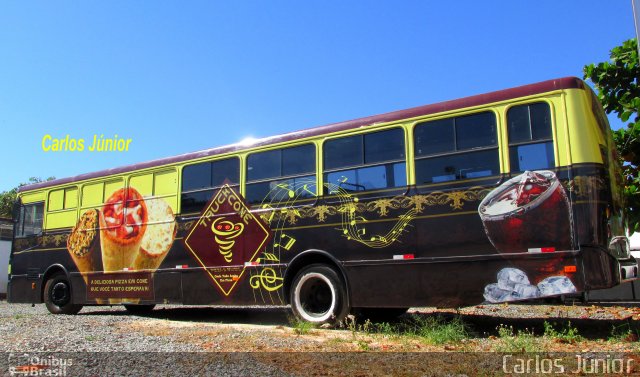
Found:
<box><xmin>44</xmin><ymin>273</ymin><xmax>82</xmax><ymax>315</ymax></box>
<box><xmin>290</xmin><ymin>264</ymin><xmax>349</xmax><ymax>325</ymax></box>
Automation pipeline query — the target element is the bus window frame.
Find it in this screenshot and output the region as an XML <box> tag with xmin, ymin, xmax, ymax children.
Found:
<box><xmin>14</xmin><ymin>201</ymin><xmax>44</xmax><ymax>238</ymax></box>
<box><xmin>76</xmin><ymin>178</ymin><xmax>125</xmax><ymax>232</ymax></box>
<box><xmin>245</xmin><ymin>143</ymin><xmax>318</xmax><ymax>207</ymax></box>
<box><xmin>412</xmin><ymin>110</ymin><xmax>501</xmax><ymax>189</ymax></box>
<box><xmin>47</xmin><ymin>186</ymin><xmax>78</xmax><ymax>212</ymax></box>
<box><xmin>321</xmin><ymin>126</ymin><xmax>409</xmax><ymax>198</ymax></box>
<box><xmin>504</xmin><ymin>100</ymin><xmax>557</xmax><ymax>173</ymax></box>
<box><xmin>127</xmin><ymin>168</ymin><xmax>179</xmax><ymax>226</ymax></box>
<box><xmin>180</xmin><ymin>156</ymin><xmax>241</xmax><ymax>215</ymax></box>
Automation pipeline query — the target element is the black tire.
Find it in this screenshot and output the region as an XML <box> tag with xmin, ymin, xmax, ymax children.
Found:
<box><xmin>44</xmin><ymin>273</ymin><xmax>82</xmax><ymax>315</ymax></box>
<box><xmin>123</xmin><ymin>304</ymin><xmax>156</xmax><ymax>315</ymax></box>
<box><xmin>290</xmin><ymin>264</ymin><xmax>349</xmax><ymax>325</ymax></box>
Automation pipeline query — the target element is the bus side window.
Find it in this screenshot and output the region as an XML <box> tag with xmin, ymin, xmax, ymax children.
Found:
<box><xmin>507</xmin><ymin>102</ymin><xmax>554</xmax><ymax>172</ymax></box>
<box><xmin>79</xmin><ymin>179</ymin><xmax>124</xmax><ymax>230</ymax></box>
<box><xmin>128</xmin><ymin>169</ymin><xmax>178</xmax><ymax>221</ymax></box>
<box><xmin>414</xmin><ymin>112</ymin><xmax>499</xmax><ymax>186</ymax></box>
<box><xmin>245</xmin><ymin>144</ymin><xmax>316</xmax><ymax>205</ymax></box>
<box><xmin>45</xmin><ymin>187</ymin><xmax>78</xmax><ymax>229</ymax></box>
<box><xmin>15</xmin><ymin>202</ymin><xmax>44</xmax><ymax>237</ymax></box>
<box><xmin>323</xmin><ymin>128</ymin><xmax>406</xmax><ymax>194</ymax></box>
<box><xmin>181</xmin><ymin>157</ymin><xmax>240</xmax><ymax>214</ymax></box>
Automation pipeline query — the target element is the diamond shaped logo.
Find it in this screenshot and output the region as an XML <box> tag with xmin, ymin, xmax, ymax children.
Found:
<box><xmin>184</xmin><ymin>185</ymin><xmax>272</xmax><ymax>296</ymax></box>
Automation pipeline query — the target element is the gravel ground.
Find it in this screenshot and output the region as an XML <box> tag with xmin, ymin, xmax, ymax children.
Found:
<box><xmin>0</xmin><ymin>302</ymin><xmax>297</xmax><ymax>376</ymax></box>
<box><xmin>1</xmin><ymin>301</ymin><xmax>640</xmax><ymax>376</ymax></box>
<box><xmin>0</xmin><ymin>303</ymin><xmax>200</xmax><ymax>353</ymax></box>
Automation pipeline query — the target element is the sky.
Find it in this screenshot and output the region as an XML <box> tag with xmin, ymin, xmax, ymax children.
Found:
<box><xmin>0</xmin><ymin>1</ymin><xmax>636</xmax><ymax>192</ymax></box>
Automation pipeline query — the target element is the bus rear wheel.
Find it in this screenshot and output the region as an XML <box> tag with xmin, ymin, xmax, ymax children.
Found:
<box><xmin>44</xmin><ymin>273</ymin><xmax>82</xmax><ymax>315</ymax></box>
<box><xmin>290</xmin><ymin>264</ymin><xmax>349</xmax><ymax>325</ymax></box>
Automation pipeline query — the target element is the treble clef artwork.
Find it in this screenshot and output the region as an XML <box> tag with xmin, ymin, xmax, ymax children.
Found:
<box><xmin>249</xmin><ymin>267</ymin><xmax>284</xmax><ymax>292</ymax></box>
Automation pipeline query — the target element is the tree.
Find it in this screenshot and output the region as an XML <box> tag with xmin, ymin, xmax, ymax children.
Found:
<box><xmin>0</xmin><ymin>177</ymin><xmax>55</xmax><ymax>218</ymax></box>
<box><xmin>584</xmin><ymin>38</ymin><xmax>640</xmax><ymax>231</ymax></box>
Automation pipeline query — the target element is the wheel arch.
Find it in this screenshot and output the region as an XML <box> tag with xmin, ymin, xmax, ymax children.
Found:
<box><xmin>283</xmin><ymin>249</ymin><xmax>350</xmax><ymax>305</ymax></box>
<box><xmin>39</xmin><ymin>264</ymin><xmax>70</xmax><ymax>303</ymax></box>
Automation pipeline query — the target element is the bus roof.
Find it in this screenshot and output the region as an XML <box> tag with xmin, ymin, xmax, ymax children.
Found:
<box><xmin>19</xmin><ymin>76</ymin><xmax>585</xmax><ymax>193</ymax></box>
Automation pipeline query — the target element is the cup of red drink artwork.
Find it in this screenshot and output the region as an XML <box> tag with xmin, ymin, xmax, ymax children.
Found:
<box><xmin>478</xmin><ymin>171</ymin><xmax>573</xmax><ymax>278</ymax></box>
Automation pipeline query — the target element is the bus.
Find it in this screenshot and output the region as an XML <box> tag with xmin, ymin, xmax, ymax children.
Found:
<box><xmin>8</xmin><ymin>77</ymin><xmax>637</xmax><ymax>324</ymax></box>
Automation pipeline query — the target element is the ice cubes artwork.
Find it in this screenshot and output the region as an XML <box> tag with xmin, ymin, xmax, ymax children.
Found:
<box><xmin>483</xmin><ymin>267</ymin><xmax>576</xmax><ymax>303</ymax></box>
<box><xmin>537</xmin><ymin>276</ymin><xmax>578</xmax><ymax>296</ymax></box>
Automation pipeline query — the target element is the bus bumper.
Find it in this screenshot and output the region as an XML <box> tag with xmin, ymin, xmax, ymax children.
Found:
<box><xmin>619</xmin><ymin>258</ymin><xmax>639</xmax><ymax>283</ymax></box>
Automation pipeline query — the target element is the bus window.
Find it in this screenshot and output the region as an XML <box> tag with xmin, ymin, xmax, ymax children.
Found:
<box><xmin>128</xmin><ymin>169</ymin><xmax>178</xmax><ymax>216</ymax></box>
<box><xmin>323</xmin><ymin>128</ymin><xmax>406</xmax><ymax>193</ymax></box>
<box><xmin>414</xmin><ymin>112</ymin><xmax>499</xmax><ymax>185</ymax></box>
<box><xmin>507</xmin><ymin>102</ymin><xmax>555</xmax><ymax>172</ymax></box>
<box><xmin>15</xmin><ymin>202</ymin><xmax>44</xmax><ymax>237</ymax></box>
<box><xmin>245</xmin><ymin>144</ymin><xmax>316</xmax><ymax>204</ymax></box>
<box><xmin>45</xmin><ymin>187</ymin><xmax>79</xmax><ymax>229</ymax></box>
<box><xmin>181</xmin><ymin>157</ymin><xmax>240</xmax><ymax>214</ymax></box>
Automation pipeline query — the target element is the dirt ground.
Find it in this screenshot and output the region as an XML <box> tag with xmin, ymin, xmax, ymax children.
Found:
<box><xmin>5</xmin><ymin>301</ymin><xmax>640</xmax><ymax>376</ymax></box>
<box><xmin>115</xmin><ymin>303</ymin><xmax>640</xmax><ymax>375</ymax></box>
<box><xmin>119</xmin><ymin>303</ymin><xmax>640</xmax><ymax>352</ymax></box>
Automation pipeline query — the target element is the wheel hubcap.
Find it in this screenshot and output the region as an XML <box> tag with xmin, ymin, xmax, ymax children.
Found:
<box><xmin>51</xmin><ymin>281</ymin><xmax>70</xmax><ymax>306</ymax></box>
<box><xmin>296</xmin><ymin>273</ymin><xmax>336</xmax><ymax>321</ymax></box>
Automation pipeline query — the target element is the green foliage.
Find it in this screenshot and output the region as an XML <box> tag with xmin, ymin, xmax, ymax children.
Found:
<box><xmin>352</xmin><ymin>314</ymin><xmax>469</xmax><ymax>345</ymax></box>
<box><xmin>289</xmin><ymin>317</ymin><xmax>315</xmax><ymax>335</ymax></box>
<box><xmin>0</xmin><ymin>188</ymin><xmax>18</xmax><ymax>219</ymax></box>
<box><xmin>411</xmin><ymin>315</ymin><xmax>468</xmax><ymax>345</ymax></box>
<box><xmin>342</xmin><ymin>313</ymin><xmax>469</xmax><ymax>346</ymax></box>
<box><xmin>584</xmin><ymin>39</ymin><xmax>639</xmax><ymax>125</ymax></box>
<box><xmin>495</xmin><ymin>324</ymin><xmax>539</xmax><ymax>353</ymax></box>
<box><xmin>584</xmin><ymin>39</ymin><xmax>640</xmax><ymax>231</ymax></box>
<box><xmin>0</xmin><ymin>177</ymin><xmax>55</xmax><ymax>218</ymax></box>
<box><xmin>608</xmin><ymin>323</ymin><xmax>639</xmax><ymax>342</ymax></box>
<box><xmin>542</xmin><ymin>321</ymin><xmax>582</xmax><ymax>343</ymax></box>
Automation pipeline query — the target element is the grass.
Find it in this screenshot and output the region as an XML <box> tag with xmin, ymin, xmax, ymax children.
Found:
<box><xmin>495</xmin><ymin>325</ymin><xmax>539</xmax><ymax>353</ymax></box>
<box><xmin>288</xmin><ymin>313</ymin><xmax>638</xmax><ymax>353</ymax></box>
<box><xmin>608</xmin><ymin>323</ymin><xmax>639</xmax><ymax>342</ymax></box>
<box><xmin>411</xmin><ymin>316</ymin><xmax>469</xmax><ymax>345</ymax></box>
<box><xmin>344</xmin><ymin>314</ymin><xmax>470</xmax><ymax>346</ymax></box>
<box><xmin>289</xmin><ymin>317</ymin><xmax>315</xmax><ymax>335</ymax></box>
<box><xmin>543</xmin><ymin>320</ymin><xmax>582</xmax><ymax>344</ymax></box>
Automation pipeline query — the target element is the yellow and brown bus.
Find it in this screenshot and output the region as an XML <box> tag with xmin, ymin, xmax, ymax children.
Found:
<box><xmin>8</xmin><ymin>77</ymin><xmax>637</xmax><ymax>323</ymax></box>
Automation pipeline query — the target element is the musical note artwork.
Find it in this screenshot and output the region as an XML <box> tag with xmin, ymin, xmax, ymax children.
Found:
<box><xmin>244</xmin><ymin>174</ymin><xmax>495</xmax><ymax>304</ymax></box>
<box><xmin>248</xmin><ymin>177</ymin><xmax>318</xmax><ymax>305</ymax></box>
<box><xmin>326</xmin><ymin>182</ymin><xmax>416</xmax><ymax>248</ymax></box>
<box><xmin>274</xmin><ymin>233</ymin><xmax>296</xmax><ymax>251</ymax></box>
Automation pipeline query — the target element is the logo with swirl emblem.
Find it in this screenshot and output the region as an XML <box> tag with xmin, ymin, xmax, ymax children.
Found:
<box><xmin>184</xmin><ymin>184</ymin><xmax>272</xmax><ymax>296</ymax></box>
